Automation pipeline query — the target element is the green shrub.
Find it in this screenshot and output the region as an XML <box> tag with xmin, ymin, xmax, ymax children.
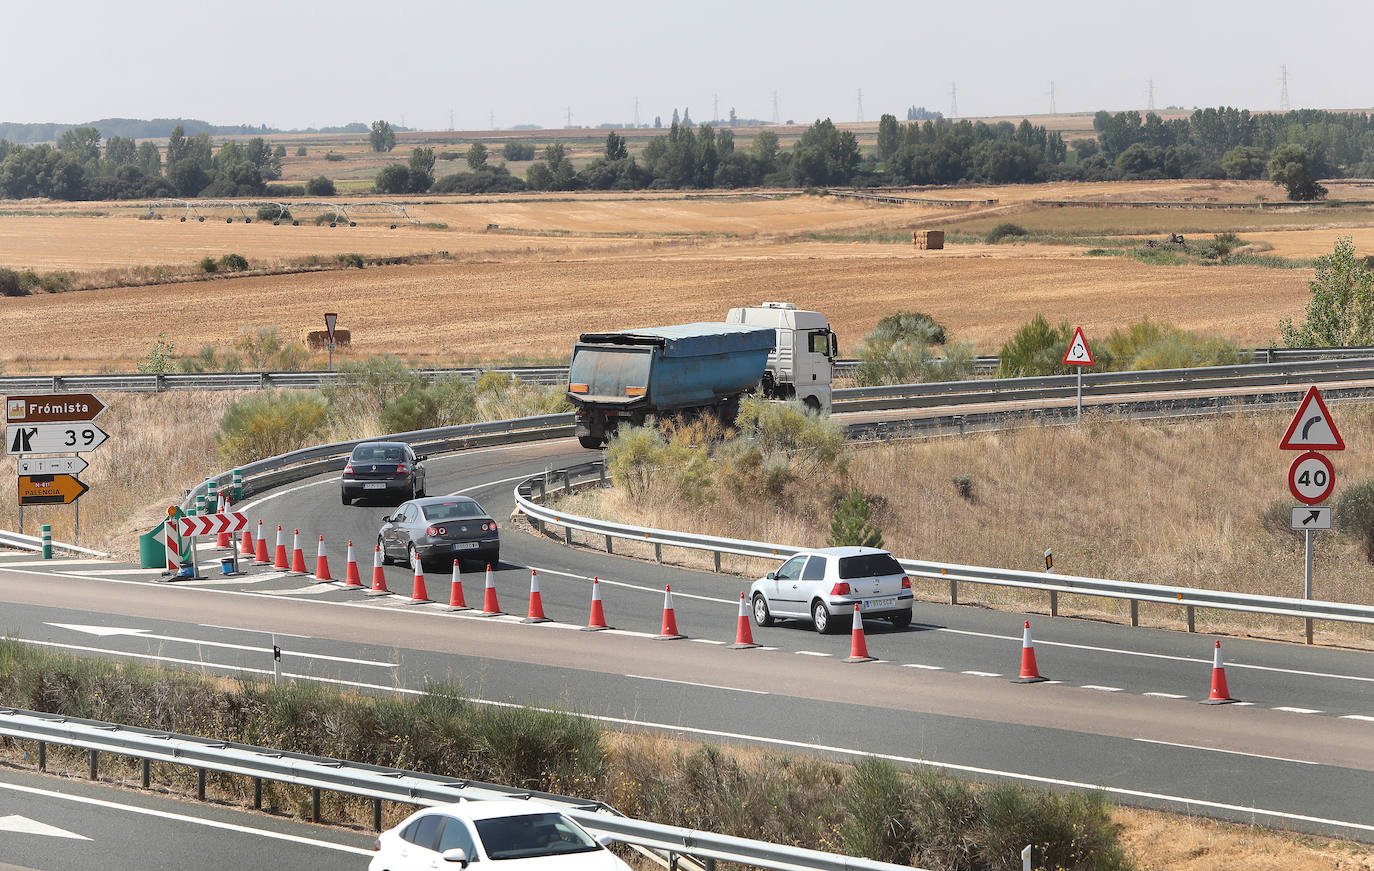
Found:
<box><xmin>199</xmin><ymin>256</ymin><xmax>218</xmax><ymax>274</ymax></box>
<box><xmin>335</xmin><ymin>252</ymin><xmax>365</xmax><ymax>269</ymax></box>
<box><xmin>314</xmin><ymin>212</ymin><xmax>342</xmax><ymax>225</ymax></box>
<box><xmin>178</xmin><ymin>344</ymin><xmax>243</xmax><ymax>374</ymax></box>
<box><xmin>135</xmin><ymin>332</ymin><xmax>176</xmax><ymax>373</ymax></box>
<box><xmin>379</xmin><ymin>386</ymin><xmax>441</xmax><ymax>434</ymax></box>
<box><xmin>867</xmin><ymin>310</ymin><xmax>947</xmax><ymax>345</ymax></box>
<box><xmin>828</xmin><ymin>488</ymin><xmax>883</xmax><ymax>548</ymax></box>
<box><xmin>38</xmin><ymin>270</ymin><xmax>73</xmax><ymax>292</ymax></box>
<box><xmin>295</xmin><ymin>146</ymin><xmax>307</xmax><ymax>156</ymax></box>
<box><xmin>324</xmin><ymin>151</ymin><xmax>345</xmax><ymax>162</ymax></box>
<box><xmin>323</xmin><ymin>355</ymin><xmax>425</xmax><ymax>422</ymax></box>
<box><xmin>996</xmin><ymin>314</ymin><xmax>1073</xmax><ymax>377</ymax></box>
<box><xmin>0</xmin><ymin>268</ymin><xmax>25</xmax><ymax>297</ymax></box>
<box><xmin>234</xmin><ymin>326</ymin><xmax>307</xmax><ymax>371</ymax></box>
<box><xmin>840</xmin><ymin>759</ymin><xmax>914</xmax><ymax>863</ymax></box>
<box><xmin>1259</xmin><ymin>498</ymin><xmax>1301</xmax><ymax>542</ymax></box>
<box><xmin>735</xmin><ymin>396</ymin><xmax>847</xmax><ymax>478</ymax></box>
<box><xmin>305</xmin><ymin>175</ymin><xmax>336</xmax><ymax>196</ymax></box>
<box><xmin>985</xmin><ymin>222</ymin><xmax>1029</xmax><ymax>243</ymax></box>
<box><xmin>428</xmin><ymin>376</ymin><xmax>478</xmax><ymax>426</ymax></box>
<box><xmin>607</xmin><ymin>426</ymin><xmax>669</xmax><ymax>498</ymax></box>
<box><xmin>1336</xmin><ymin>478</ymin><xmax>1374</xmax><ymax>561</ymax></box>
<box><xmin>218</xmin><ymin>253</ymin><xmax>250</xmax><ymax>272</ymax></box>
<box><xmin>1103</xmin><ymin>320</ymin><xmax>1245</xmax><ymax>370</ymax></box>
<box><xmin>217</xmin><ymin>390</ymin><xmax>328</xmax><ymax>464</ymax></box>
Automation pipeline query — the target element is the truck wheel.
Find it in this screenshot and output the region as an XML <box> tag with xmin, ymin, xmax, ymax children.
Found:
<box><xmin>578</xmin><ymin>435</ymin><xmax>603</xmax><ymax>450</ymax></box>
<box><xmin>803</xmin><ymin>396</ymin><xmax>822</xmax><ymax>413</ymax></box>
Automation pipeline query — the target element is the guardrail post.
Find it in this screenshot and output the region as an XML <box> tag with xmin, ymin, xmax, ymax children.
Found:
<box><xmin>1129</xmin><ymin>600</ymin><xmax>1139</xmax><ymax>627</ymax></box>
<box><xmin>312</xmin><ymin>787</ymin><xmax>322</xmax><ymax>822</ymax></box>
<box><xmin>564</xmin><ymin>525</ymin><xmax>573</xmax><ymax>546</ymax></box>
<box><xmin>654</xmin><ymin>542</ymin><xmax>662</xmax><ymax>563</ymax></box>
<box><xmin>89</xmin><ymin>749</ymin><xmax>98</xmax><ymax>780</ymax></box>
<box><xmin>51</xmin><ymin>375</ymin><xmax>59</xmax><ymax>392</ymax></box>
<box><xmin>703</xmin><ymin>859</ymin><xmax>716</xmax><ymax>871</ymax></box>
<box><xmin>1049</xmin><ymin>590</ymin><xmax>1059</xmax><ymax>617</ymax></box>
<box><xmin>713</xmin><ymin>551</ymin><xmax>721</xmax><ymax>573</ymax></box>
<box><xmin>669</xmin><ymin>853</ymin><xmax>678</xmax><ymax>871</ymax></box>
<box><xmin>141</xmin><ymin>758</ymin><xmax>150</xmax><ymax>788</ymax></box>
<box><xmin>956</xmin><ymin>415</ymin><xmax>965</xmax><ymax>437</ymax></box>
<box><xmin>373</xmin><ymin>798</ymin><xmax>383</xmax><ymax>831</ymax></box>
<box><xmin>605</xmin><ymin>535</ymin><xmax>614</xmax><ymax>554</ymax></box>
<box><xmin>38</xmin><ymin>741</ymin><xmax>46</xmax><ymax>771</ymax></box>
<box><xmin>599</xmin><ymin>462</ymin><xmax>607</xmax><ymax>487</ymax></box>
<box><xmin>1186</xmin><ymin>605</ymin><xmax>1195</xmax><ymax>633</ymax></box>
<box><xmin>563</xmin><ymin>470</ymin><xmax>572</xmax><ymax>494</ymax></box>
<box><xmin>254</xmin><ymin>778</ymin><xmax>263</xmax><ymax>809</ymax></box>
<box><xmin>155</xmin><ymin>373</ymin><xmax>166</xmax><ymax>392</ymax></box>
<box><xmin>197</xmin><ymin>768</ymin><xmax>206</xmax><ymax>800</ymax></box>
<box><xmin>949</xmin><ymin>578</ymin><xmax>958</xmax><ymax>605</ymax></box>
<box><xmin>1305</xmin><ymin>617</ymin><xmax>1313</xmax><ymax>645</ymax></box>
<box><xmin>535</xmin><ymin>478</ymin><xmax>545</xmax><ymax>502</ymax></box>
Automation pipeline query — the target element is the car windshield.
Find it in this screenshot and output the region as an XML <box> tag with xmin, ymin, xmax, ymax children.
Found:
<box><xmin>422</xmin><ymin>502</ymin><xmax>485</xmax><ymax>521</ymax></box>
<box><xmin>837</xmin><ymin>553</ymin><xmax>903</xmax><ymax>579</ymax></box>
<box><xmin>352</xmin><ymin>445</ymin><xmax>404</xmax><ymax>462</ymax></box>
<box><xmin>475</xmin><ymin>812</ymin><xmax>600</xmax><ymax>860</ymax></box>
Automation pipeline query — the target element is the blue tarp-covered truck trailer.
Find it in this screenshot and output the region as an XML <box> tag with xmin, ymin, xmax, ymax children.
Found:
<box><xmin>566</xmin><ymin>323</ymin><xmax>776</xmax><ymax>449</ymax></box>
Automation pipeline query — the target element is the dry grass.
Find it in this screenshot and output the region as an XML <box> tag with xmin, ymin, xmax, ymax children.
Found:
<box><xmin>1116</xmin><ymin>807</ymin><xmax>1374</xmax><ymax>871</ymax></box>
<box><xmin>564</xmin><ymin>409</ymin><xmax>1374</xmax><ymax>645</ymax></box>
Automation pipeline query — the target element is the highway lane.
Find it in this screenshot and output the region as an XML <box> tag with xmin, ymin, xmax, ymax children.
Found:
<box><xmin>0</xmin><ymin>765</ymin><xmax>373</xmax><ymax>870</ymax></box>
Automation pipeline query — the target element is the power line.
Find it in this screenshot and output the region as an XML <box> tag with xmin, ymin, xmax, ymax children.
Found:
<box><xmin>633</xmin><ymin>97</ymin><xmax>640</xmax><ymax>128</ymax></box>
<box><xmin>1146</xmin><ymin>78</ymin><xmax>1155</xmax><ymax>111</ymax></box>
<box><xmin>772</xmin><ymin>91</ymin><xmax>780</xmax><ymax>125</ymax></box>
<box><xmin>713</xmin><ymin>93</ymin><xmax>719</xmax><ymax>124</ymax></box>
<box><xmin>949</xmin><ymin>82</ymin><xmax>958</xmax><ymax>119</ymax></box>
<box><xmin>565</xmin><ymin>106</ymin><xmax>572</xmax><ymax>128</ymax></box>
<box><xmin>1280</xmin><ymin>65</ymin><xmax>1291</xmax><ymax>112</ymax></box>
<box><xmin>856</xmin><ymin>89</ymin><xmax>864</xmax><ymax>123</ymax></box>
<box><xmin>1048</xmin><ymin>81</ymin><xmax>1056</xmax><ymax>116</ymax></box>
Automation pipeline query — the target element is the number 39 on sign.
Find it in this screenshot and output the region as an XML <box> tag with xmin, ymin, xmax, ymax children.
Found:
<box><xmin>1289</xmin><ymin>451</ymin><xmax>1335</xmax><ymax>505</ymax></box>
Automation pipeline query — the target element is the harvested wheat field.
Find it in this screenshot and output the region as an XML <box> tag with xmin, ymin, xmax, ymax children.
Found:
<box><xmin>0</xmin><ymin>244</ymin><xmax>1310</xmax><ymax>371</ymax></box>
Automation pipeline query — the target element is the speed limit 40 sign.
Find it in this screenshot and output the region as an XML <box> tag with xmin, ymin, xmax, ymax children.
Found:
<box><xmin>1288</xmin><ymin>451</ymin><xmax>1335</xmax><ymax>505</ymax></box>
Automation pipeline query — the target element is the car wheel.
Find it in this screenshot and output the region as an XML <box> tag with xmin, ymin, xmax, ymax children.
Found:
<box><xmin>341</xmin><ymin>491</ymin><xmax>352</xmax><ymax>506</ymax></box>
<box><xmin>890</xmin><ymin>610</ymin><xmax>912</xmax><ymax>630</ymax></box>
<box><xmin>752</xmin><ymin>594</ymin><xmax>774</xmax><ymax>627</ymax></box>
<box><xmin>812</xmin><ymin>600</ymin><xmax>837</xmax><ymax>634</ymax></box>
<box><xmin>407</xmin><ymin>544</ymin><xmax>419</xmax><ymax>572</ymax></box>
<box><xmin>378</xmin><ymin>536</ymin><xmax>392</xmax><ymax>566</ymax></box>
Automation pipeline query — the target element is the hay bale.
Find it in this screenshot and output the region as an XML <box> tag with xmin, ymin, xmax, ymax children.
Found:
<box><xmin>304</xmin><ymin>329</ymin><xmax>351</xmax><ymax>351</ymax></box>
<box><xmin>913</xmin><ymin>229</ymin><xmax>944</xmax><ymax>250</ymax></box>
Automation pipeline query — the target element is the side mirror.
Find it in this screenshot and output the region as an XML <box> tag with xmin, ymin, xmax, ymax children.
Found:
<box><xmin>381</xmin><ymin>514</ymin><xmax>394</xmax><ymax>523</ymax></box>
<box><xmin>441</xmin><ymin>848</ymin><xmax>470</xmax><ymax>866</ymax></box>
<box><xmin>417</xmin><ymin>454</ymin><xmax>428</xmax><ymax>462</ymax></box>
<box><xmin>766</xmin><ymin>572</ymin><xmax>776</xmax><ymax>580</ymax></box>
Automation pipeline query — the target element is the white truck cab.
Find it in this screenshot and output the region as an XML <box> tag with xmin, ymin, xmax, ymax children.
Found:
<box><xmin>724</xmin><ymin>302</ymin><xmax>837</xmax><ymax>412</ymax></box>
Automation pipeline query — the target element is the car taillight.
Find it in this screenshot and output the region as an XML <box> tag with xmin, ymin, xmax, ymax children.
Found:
<box><xmin>343</xmin><ymin>462</ymin><xmax>353</xmax><ymax>475</ymax></box>
<box><xmin>902</xmin><ymin>576</ymin><xmax>911</xmax><ymax>588</ymax></box>
<box><xmin>395</xmin><ymin>462</ymin><xmax>409</xmax><ymax>474</ymax></box>
<box><xmin>483</xmin><ymin>521</ymin><xmax>498</xmax><ymax>532</ymax></box>
<box><xmin>830</xmin><ymin>582</ymin><xmax>851</xmax><ymax>596</ymax></box>
<box><xmin>373</xmin><ymin>839</ymin><xmax>381</xmax><ymax>851</ymax></box>
<box><xmin>426</xmin><ymin>526</ymin><xmax>445</xmax><ymax>536</ymax></box>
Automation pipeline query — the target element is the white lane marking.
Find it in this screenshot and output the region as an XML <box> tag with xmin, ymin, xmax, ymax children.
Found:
<box><xmin>625</xmin><ymin>675</ymin><xmax>768</xmax><ymax>695</ymax></box>
<box><xmin>261</xmin><ymin>583</ymin><xmax>342</xmax><ymax>596</ymax></box>
<box><xmin>902</xmin><ymin>664</ymin><xmax>943</xmax><ymax>670</ymax></box>
<box><xmin>691</xmin><ymin>639</ymin><xmax>728</xmax><ymax>645</ymax></box>
<box><xmin>1081</xmin><ymin>685</ymin><xmax>1123</xmax><ymax>692</ymax></box>
<box><xmin>1341</xmin><ymin>714</ymin><xmax>1374</xmax><ymax>722</ymax></box>
<box><xmin>796</xmin><ymin>651</ymin><xmax>831</xmax><ymax>657</ymax></box>
<box><xmin>962</xmin><ymin>670</ymin><xmax>1000</xmax><ymax>677</ymax></box>
<box><xmin>1144</xmin><ymin>692</ymin><xmax>1188</xmax><ymax>699</ymax></box>
<box><xmin>44</xmin><ymin>623</ymin><xmax>394</xmax><ymax>668</ymax></box>
<box><xmin>11</xmin><ymin>636</ymin><xmax>1373</xmax><ymax>837</ymax></box>
<box><xmin>1233</xmin><ymin>702</ymin><xmax>1256</xmax><ymax>706</ymax></box>
<box><xmin>447</xmin><ymin>473</ymin><xmax>537</xmax><ymax>495</ymax></box>
<box><xmin>1133</xmin><ymin>738</ymin><xmax>1318</xmax><ymax>765</ymax></box>
<box><xmin>1274</xmin><ymin>706</ymin><xmax>1323</xmax><ymax>715</ymax></box>
<box><xmin>522</xmin><ymin>564</ymin><xmax>737</xmax><ymax>606</ymax></box>
<box><xmin>1042</xmin><ymin>680</ymin><xmax>1064</xmax><ymax>685</ymax></box>
<box><xmin>199</xmin><ymin>624</ymin><xmax>312</xmax><ymax>639</ymax></box>
<box><xmin>0</xmin><ymin>814</ymin><xmax>90</xmax><ymax>840</ymax></box>
<box><xmin>0</xmin><ymin>781</ymin><xmax>372</xmax><ymax>855</ymax></box>
<box><xmin>932</xmin><ymin>625</ymin><xmax>1374</xmax><ymax>685</ymax></box>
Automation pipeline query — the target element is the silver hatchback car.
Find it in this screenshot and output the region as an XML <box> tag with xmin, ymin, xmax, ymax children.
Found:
<box><xmin>749</xmin><ymin>546</ymin><xmax>913</xmax><ymax>633</ymax></box>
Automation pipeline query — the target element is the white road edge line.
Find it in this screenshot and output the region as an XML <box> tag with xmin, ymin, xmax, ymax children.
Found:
<box><xmin>1273</xmin><ymin>706</ymin><xmax>1323</xmax><ymax>715</ymax></box>
<box><xmin>0</xmin><ymin>780</ymin><xmax>373</xmax><ymax>855</ymax></box>
<box><xmin>1133</xmin><ymin>738</ymin><xmax>1319</xmax><ymax>766</ymax></box>
<box><xmin>625</xmin><ymin>675</ymin><xmax>768</xmax><ymax>695</ymax></box>
<box><xmin>1341</xmin><ymin>714</ymin><xmax>1374</xmax><ymax>722</ymax></box>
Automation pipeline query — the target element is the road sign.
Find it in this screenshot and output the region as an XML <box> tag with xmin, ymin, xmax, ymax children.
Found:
<box><xmin>1062</xmin><ymin>327</ymin><xmax>1094</xmax><ymax>365</ymax></box>
<box><xmin>4</xmin><ymin>393</ymin><xmax>106</xmax><ymax>424</ymax></box>
<box><xmin>17</xmin><ymin>456</ymin><xmax>88</xmax><ymax>476</ymax></box>
<box><xmin>5</xmin><ymin>422</ymin><xmax>109</xmax><ymax>455</ymax></box>
<box><xmin>1290</xmin><ymin>506</ymin><xmax>1333</xmax><ymax>530</ymax></box>
<box><xmin>179</xmin><ymin>512</ymin><xmax>248</xmax><ymax>537</ymax></box>
<box><xmin>1280</xmin><ymin>386</ymin><xmax>1344</xmax><ymax>451</ymax></box>
<box><xmin>1288</xmin><ymin>451</ymin><xmax>1335</xmax><ymax>505</ymax></box>
<box><xmin>18</xmin><ymin>474</ymin><xmax>89</xmax><ymax>505</ymax></box>
<box><xmin>324</xmin><ymin>312</ymin><xmax>338</xmax><ymax>344</ymax></box>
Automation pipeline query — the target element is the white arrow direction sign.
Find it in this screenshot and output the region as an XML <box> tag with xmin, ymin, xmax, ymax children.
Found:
<box><xmin>0</xmin><ymin>815</ymin><xmax>91</xmax><ymax>840</ymax></box>
<box><xmin>5</xmin><ymin>422</ymin><xmax>109</xmax><ymax>455</ymax></box>
<box><xmin>45</xmin><ymin>623</ymin><xmax>395</xmax><ymax>668</ymax></box>
<box><xmin>17</xmin><ymin>456</ymin><xmax>89</xmax><ymax>476</ymax></box>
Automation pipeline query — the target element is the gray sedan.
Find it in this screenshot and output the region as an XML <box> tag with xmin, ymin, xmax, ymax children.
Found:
<box><xmin>378</xmin><ymin>496</ymin><xmax>500</xmax><ymax>572</ymax></box>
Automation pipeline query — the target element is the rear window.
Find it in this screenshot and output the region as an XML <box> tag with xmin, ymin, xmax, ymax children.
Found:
<box><xmin>838</xmin><ymin>553</ymin><xmax>903</xmax><ymax>579</ymax></box>
<box><xmin>423</xmin><ymin>502</ymin><xmax>485</xmax><ymax>521</ymax></box>
<box><xmin>352</xmin><ymin>444</ymin><xmax>404</xmax><ymax>462</ymax></box>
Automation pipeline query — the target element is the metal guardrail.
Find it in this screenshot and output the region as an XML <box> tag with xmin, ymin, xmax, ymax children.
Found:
<box><xmin>513</xmin><ymin>453</ymin><xmax>1374</xmax><ymax>632</ymax></box>
<box><xmin>0</xmin><ymin>706</ymin><xmax>923</xmax><ymax>871</ymax></box>
<box><xmin>0</xmin><ymin>529</ymin><xmax>110</xmax><ymax>559</ymax></box>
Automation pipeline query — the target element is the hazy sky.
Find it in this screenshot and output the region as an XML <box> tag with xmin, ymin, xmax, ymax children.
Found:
<box><xmin>5</xmin><ymin>1</ymin><xmax>1371</xmax><ymax>130</ymax></box>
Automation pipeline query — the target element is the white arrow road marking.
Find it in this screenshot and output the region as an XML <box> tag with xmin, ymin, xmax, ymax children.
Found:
<box><xmin>44</xmin><ymin>623</ymin><xmax>394</xmax><ymax>668</ymax></box>
<box><xmin>0</xmin><ymin>814</ymin><xmax>91</xmax><ymax>840</ymax></box>
<box><xmin>0</xmin><ymin>782</ymin><xmax>370</xmax><ymax>855</ymax></box>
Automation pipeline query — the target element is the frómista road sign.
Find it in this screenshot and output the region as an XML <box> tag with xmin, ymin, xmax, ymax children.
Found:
<box><xmin>5</xmin><ymin>394</ymin><xmax>106</xmax><ymax>424</ymax></box>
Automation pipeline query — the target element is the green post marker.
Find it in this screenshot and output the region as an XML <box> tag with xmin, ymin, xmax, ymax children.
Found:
<box><xmin>206</xmin><ymin>479</ymin><xmax>219</xmax><ymax>511</ymax></box>
<box><xmin>194</xmin><ymin>493</ymin><xmax>206</xmax><ymax>517</ymax></box>
<box><xmin>232</xmin><ymin>469</ymin><xmax>244</xmax><ymax>501</ymax></box>
<box><xmin>40</xmin><ymin>524</ymin><xmax>52</xmax><ymax>560</ymax></box>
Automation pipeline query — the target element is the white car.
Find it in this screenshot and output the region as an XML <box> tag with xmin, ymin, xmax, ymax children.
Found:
<box><xmin>369</xmin><ymin>800</ymin><xmax>631</xmax><ymax>871</ymax></box>
<box><xmin>749</xmin><ymin>546</ymin><xmax>913</xmax><ymax>633</ymax></box>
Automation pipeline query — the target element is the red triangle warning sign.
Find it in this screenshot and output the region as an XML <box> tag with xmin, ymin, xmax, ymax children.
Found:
<box><xmin>1280</xmin><ymin>386</ymin><xmax>1344</xmax><ymax>451</ymax></box>
<box><xmin>1062</xmin><ymin>326</ymin><xmax>1094</xmax><ymax>365</ymax></box>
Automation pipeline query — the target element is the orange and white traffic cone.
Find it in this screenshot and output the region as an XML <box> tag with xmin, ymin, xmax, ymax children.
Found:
<box><xmin>272</xmin><ymin>525</ymin><xmax>288</xmax><ymax>569</ymax></box>
<box><xmin>289</xmin><ymin>529</ymin><xmax>308</xmax><ymax>575</ymax></box>
<box><xmin>478</xmin><ymin>565</ymin><xmax>504</xmax><ymax>616</ymax></box>
<box><xmin>241</xmin><ymin>518</ymin><xmax>256</xmax><ymax>559</ymax></box>
<box><xmin>315</xmin><ymin>535</ymin><xmax>332</xmax><ymax>581</ymax></box>
<box><xmin>443</xmin><ymin>560</ymin><xmax>469</xmax><ymax>611</ymax></box>
<box><xmin>655</xmin><ymin>585</ymin><xmax>685</xmax><ymax>640</ymax></box>
<box><xmin>1201</xmin><ymin>640</ymin><xmax>1236</xmax><ymax>704</ymax></box>
<box><xmin>406</xmin><ymin>560</ymin><xmax>430</xmax><ymax>604</ymax></box>
<box><xmin>729</xmin><ymin>592</ymin><xmax>759</xmax><ymax>649</ymax></box>
<box><xmin>343</xmin><ymin>540</ymin><xmax>362</xmax><ymax>587</ymax></box>
<box><xmin>522</xmin><ymin>569</ymin><xmax>551</xmax><ymax>623</ymax></box>
<box><xmin>366</xmin><ymin>545</ymin><xmax>390</xmax><ymax>596</ymax></box>
<box><xmin>846</xmin><ymin>604</ymin><xmax>875</xmax><ymax>662</ymax></box>
<box><xmin>1014</xmin><ymin>620</ymin><xmax>1047</xmax><ymax>683</ymax></box>
<box><xmin>581</xmin><ymin>577</ymin><xmax>609</xmax><ymax>631</ymax></box>
<box><xmin>216</xmin><ymin>494</ymin><xmax>232</xmax><ymax>548</ymax></box>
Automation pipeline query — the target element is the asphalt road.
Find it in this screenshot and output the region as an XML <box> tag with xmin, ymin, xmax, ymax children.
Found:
<box><xmin>1</xmin><ymin>437</ymin><xmax>1373</xmax><ymax>843</ymax></box>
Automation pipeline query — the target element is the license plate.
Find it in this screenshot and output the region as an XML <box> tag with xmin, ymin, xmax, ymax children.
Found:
<box><xmin>453</xmin><ymin>542</ymin><xmax>479</xmax><ymax>551</ymax></box>
<box><xmin>363</xmin><ymin>483</ymin><xmax>386</xmax><ymax>490</ymax></box>
<box><xmin>863</xmin><ymin>598</ymin><xmax>896</xmax><ymax>610</ymax></box>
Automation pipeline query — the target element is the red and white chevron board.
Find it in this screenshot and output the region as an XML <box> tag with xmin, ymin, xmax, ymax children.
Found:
<box><xmin>179</xmin><ymin>512</ymin><xmax>248</xmax><ymax>536</ymax></box>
